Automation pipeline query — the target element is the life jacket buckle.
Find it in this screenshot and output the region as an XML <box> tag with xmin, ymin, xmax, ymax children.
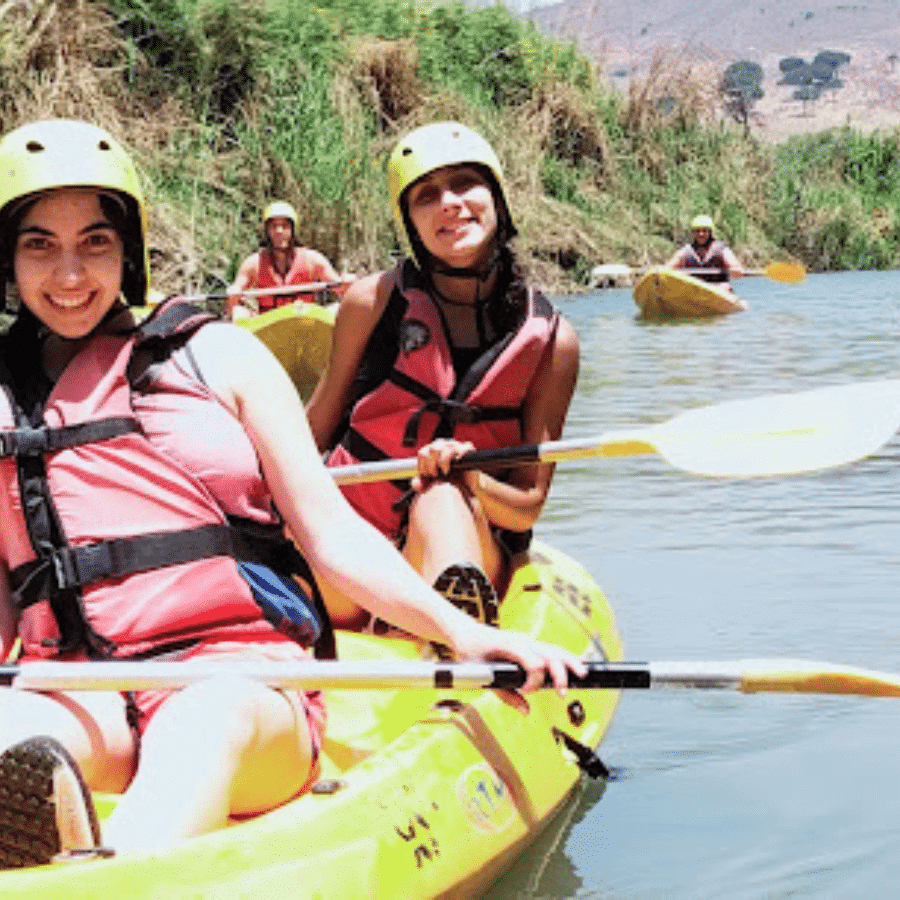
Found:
<box><xmin>49</xmin><ymin>547</ymin><xmax>80</xmax><ymax>591</ymax></box>
<box><xmin>0</xmin><ymin>426</ymin><xmax>50</xmax><ymax>457</ymax></box>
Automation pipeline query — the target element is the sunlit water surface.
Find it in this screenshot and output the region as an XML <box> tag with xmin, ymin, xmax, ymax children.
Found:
<box><xmin>485</xmin><ymin>271</ymin><xmax>900</xmax><ymax>900</ymax></box>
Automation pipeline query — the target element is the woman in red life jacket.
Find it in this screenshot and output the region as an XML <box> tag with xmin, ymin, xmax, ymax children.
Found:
<box><xmin>225</xmin><ymin>200</ymin><xmax>354</xmax><ymax>319</ymax></box>
<box><xmin>0</xmin><ymin>119</ymin><xmax>584</xmax><ymax>868</ymax></box>
<box><xmin>665</xmin><ymin>214</ymin><xmax>746</xmax><ymax>286</ymax></box>
<box><xmin>307</xmin><ymin>122</ymin><xmax>580</xmax><ymax>629</ymax></box>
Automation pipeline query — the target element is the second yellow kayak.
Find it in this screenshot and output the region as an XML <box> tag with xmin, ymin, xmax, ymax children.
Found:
<box><xmin>238</xmin><ymin>301</ymin><xmax>336</xmax><ymax>400</ymax></box>
<box><xmin>634</xmin><ymin>267</ymin><xmax>747</xmax><ymax>318</ymax></box>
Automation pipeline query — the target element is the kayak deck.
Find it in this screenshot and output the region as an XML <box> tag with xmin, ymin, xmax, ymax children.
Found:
<box><xmin>0</xmin><ymin>541</ymin><xmax>623</xmax><ymax>899</ymax></box>
<box><xmin>634</xmin><ymin>266</ymin><xmax>747</xmax><ymax>318</ymax></box>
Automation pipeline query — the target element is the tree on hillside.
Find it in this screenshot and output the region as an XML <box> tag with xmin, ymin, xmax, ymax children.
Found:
<box><xmin>721</xmin><ymin>59</ymin><xmax>763</xmax><ymax>135</ymax></box>
<box><xmin>778</xmin><ymin>51</ymin><xmax>850</xmax><ymax>112</ymax></box>
<box><xmin>779</xmin><ymin>57</ymin><xmax>805</xmax><ymax>74</ymax></box>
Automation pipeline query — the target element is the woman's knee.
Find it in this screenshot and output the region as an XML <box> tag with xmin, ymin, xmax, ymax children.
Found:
<box><xmin>0</xmin><ymin>689</ymin><xmax>136</xmax><ymax>792</ymax></box>
<box><xmin>153</xmin><ymin>676</ymin><xmax>313</xmax><ymax>814</ymax></box>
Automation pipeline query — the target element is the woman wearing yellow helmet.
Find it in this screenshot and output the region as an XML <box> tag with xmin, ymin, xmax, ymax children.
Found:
<box><xmin>665</xmin><ymin>214</ymin><xmax>746</xmax><ymax>285</ymax></box>
<box><xmin>225</xmin><ymin>199</ymin><xmax>353</xmax><ymax>319</ymax></box>
<box><xmin>0</xmin><ymin>121</ymin><xmax>584</xmax><ymax>868</ymax></box>
<box><xmin>307</xmin><ymin>122</ymin><xmax>580</xmax><ymax>628</ymax></box>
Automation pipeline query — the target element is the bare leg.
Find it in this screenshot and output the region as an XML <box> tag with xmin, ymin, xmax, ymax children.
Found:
<box><xmin>402</xmin><ymin>481</ymin><xmax>503</xmax><ymax>585</ymax></box>
<box><xmin>104</xmin><ymin>675</ymin><xmax>313</xmax><ymax>852</ymax></box>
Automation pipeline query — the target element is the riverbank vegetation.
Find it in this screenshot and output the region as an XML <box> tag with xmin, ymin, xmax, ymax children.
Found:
<box><xmin>1</xmin><ymin>0</ymin><xmax>898</xmax><ymax>295</ymax></box>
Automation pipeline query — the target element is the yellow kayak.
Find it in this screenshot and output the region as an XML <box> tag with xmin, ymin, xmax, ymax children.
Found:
<box><xmin>634</xmin><ymin>267</ymin><xmax>747</xmax><ymax>318</ymax></box>
<box><xmin>130</xmin><ymin>297</ymin><xmax>335</xmax><ymax>403</ymax></box>
<box><xmin>0</xmin><ymin>540</ymin><xmax>623</xmax><ymax>899</ymax></box>
<box><xmin>238</xmin><ymin>302</ymin><xmax>336</xmax><ymax>402</ymax></box>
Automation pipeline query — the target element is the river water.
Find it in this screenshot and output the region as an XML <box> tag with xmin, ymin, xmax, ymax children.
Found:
<box><xmin>485</xmin><ymin>271</ymin><xmax>900</xmax><ymax>900</ymax></box>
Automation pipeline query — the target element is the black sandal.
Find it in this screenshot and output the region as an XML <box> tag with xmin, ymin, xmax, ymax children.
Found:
<box><xmin>433</xmin><ymin>562</ymin><xmax>500</xmax><ymax>626</ymax></box>
<box><xmin>0</xmin><ymin>736</ymin><xmax>112</xmax><ymax>869</ymax></box>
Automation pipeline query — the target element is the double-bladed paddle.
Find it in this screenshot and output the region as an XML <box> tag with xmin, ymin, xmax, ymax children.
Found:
<box><xmin>330</xmin><ymin>378</ymin><xmax>900</xmax><ymax>483</ymax></box>
<box><xmin>181</xmin><ymin>278</ymin><xmax>353</xmax><ymax>304</ymax></box>
<box><xmin>2</xmin><ymin>659</ymin><xmax>899</xmax><ymax>697</ymax></box>
<box><xmin>592</xmin><ymin>261</ymin><xmax>806</xmax><ymax>285</ymax></box>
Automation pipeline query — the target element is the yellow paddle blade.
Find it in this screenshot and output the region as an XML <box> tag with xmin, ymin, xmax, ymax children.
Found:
<box><xmin>740</xmin><ymin>662</ymin><xmax>900</xmax><ymax>697</ymax></box>
<box><xmin>649</xmin><ymin>660</ymin><xmax>900</xmax><ymax>697</ymax></box>
<box><xmin>650</xmin><ymin>378</ymin><xmax>900</xmax><ymax>477</ymax></box>
<box><xmin>762</xmin><ymin>261</ymin><xmax>806</xmax><ymax>283</ymax></box>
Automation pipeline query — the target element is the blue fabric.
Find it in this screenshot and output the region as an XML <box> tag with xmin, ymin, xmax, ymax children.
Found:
<box><xmin>237</xmin><ymin>561</ymin><xmax>322</xmax><ymax>647</ymax></box>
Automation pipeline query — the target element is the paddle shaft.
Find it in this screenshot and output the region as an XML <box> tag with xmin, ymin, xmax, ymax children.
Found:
<box><xmin>3</xmin><ymin>659</ymin><xmax>899</xmax><ymax>696</ymax></box>
<box><xmin>182</xmin><ymin>280</ymin><xmax>347</xmax><ymax>303</ymax></box>
<box><xmin>330</xmin><ymin>431</ymin><xmax>651</xmax><ymax>485</ymax></box>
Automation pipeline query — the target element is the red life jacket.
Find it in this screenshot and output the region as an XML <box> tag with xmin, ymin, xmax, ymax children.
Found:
<box><xmin>256</xmin><ymin>247</ymin><xmax>327</xmax><ymax>309</ymax></box>
<box><xmin>326</xmin><ymin>263</ymin><xmax>559</xmax><ymax>538</ymax></box>
<box><xmin>680</xmin><ymin>239</ymin><xmax>730</xmax><ymax>283</ymax></box>
<box><xmin>0</xmin><ymin>300</ymin><xmax>332</xmax><ymax>660</ymax></box>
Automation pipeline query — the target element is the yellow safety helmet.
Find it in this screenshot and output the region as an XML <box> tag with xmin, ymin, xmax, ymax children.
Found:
<box><xmin>0</xmin><ymin>119</ymin><xmax>149</xmax><ymax>305</ymax></box>
<box><xmin>690</xmin><ymin>214</ymin><xmax>715</xmax><ymax>231</ymax></box>
<box><xmin>386</xmin><ymin>122</ymin><xmax>516</xmax><ymax>267</ymax></box>
<box><xmin>263</xmin><ymin>200</ymin><xmax>298</xmax><ymax>230</ymax></box>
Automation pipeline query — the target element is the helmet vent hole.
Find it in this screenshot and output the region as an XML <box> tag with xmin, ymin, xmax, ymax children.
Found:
<box><xmin>98</xmin><ymin>141</ymin><xmax>111</xmax><ymax>151</ymax></box>
<box><xmin>401</xmin><ymin>147</ymin><xmax>412</xmax><ymax>156</ymax></box>
<box><xmin>25</xmin><ymin>141</ymin><xmax>44</xmax><ymax>153</ymax></box>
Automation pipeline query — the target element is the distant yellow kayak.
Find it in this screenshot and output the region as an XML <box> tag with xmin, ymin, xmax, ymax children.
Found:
<box><xmin>0</xmin><ymin>540</ymin><xmax>623</xmax><ymax>899</ymax></box>
<box><xmin>238</xmin><ymin>301</ymin><xmax>336</xmax><ymax>401</ymax></box>
<box><xmin>634</xmin><ymin>267</ymin><xmax>747</xmax><ymax>318</ymax></box>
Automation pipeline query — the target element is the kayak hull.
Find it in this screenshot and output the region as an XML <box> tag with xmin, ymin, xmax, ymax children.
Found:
<box><xmin>0</xmin><ymin>541</ymin><xmax>623</xmax><ymax>899</ymax></box>
<box><xmin>634</xmin><ymin>267</ymin><xmax>747</xmax><ymax>318</ymax></box>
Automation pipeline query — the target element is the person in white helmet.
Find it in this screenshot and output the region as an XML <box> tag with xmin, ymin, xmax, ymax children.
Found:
<box><xmin>307</xmin><ymin>122</ymin><xmax>580</xmax><ymax>630</ymax></box>
<box><xmin>226</xmin><ymin>200</ymin><xmax>353</xmax><ymax>319</ymax></box>
<box><xmin>665</xmin><ymin>214</ymin><xmax>745</xmax><ymax>286</ymax></box>
<box><xmin>0</xmin><ymin>119</ymin><xmax>584</xmax><ymax>868</ymax></box>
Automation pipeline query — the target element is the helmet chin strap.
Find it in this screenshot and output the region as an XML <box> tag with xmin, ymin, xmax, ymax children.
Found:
<box><xmin>423</xmin><ymin>236</ymin><xmax>503</xmax><ymax>293</ymax></box>
<box><xmin>424</xmin><ymin>246</ymin><xmax>503</xmax><ymax>347</ymax></box>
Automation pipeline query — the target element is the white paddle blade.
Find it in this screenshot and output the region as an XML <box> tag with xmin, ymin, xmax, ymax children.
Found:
<box><xmin>652</xmin><ymin>379</ymin><xmax>900</xmax><ymax>477</ymax></box>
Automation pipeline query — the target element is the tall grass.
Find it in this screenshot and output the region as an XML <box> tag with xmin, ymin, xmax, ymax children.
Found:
<box><xmin>771</xmin><ymin>129</ymin><xmax>900</xmax><ymax>270</ymax></box>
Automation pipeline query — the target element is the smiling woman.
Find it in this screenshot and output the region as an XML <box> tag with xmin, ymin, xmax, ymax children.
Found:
<box><xmin>13</xmin><ymin>190</ymin><xmax>125</xmax><ymax>342</ymax></box>
<box><xmin>307</xmin><ymin>121</ymin><xmax>580</xmax><ymax>629</ymax></box>
<box><xmin>0</xmin><ymin>119</ymin><xmax>584</xmax><ymax>872</ymax></box>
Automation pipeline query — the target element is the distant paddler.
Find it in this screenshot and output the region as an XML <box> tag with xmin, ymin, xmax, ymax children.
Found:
<box><xmin>226</xmin><ymin>200</ymin><xmax>354</xmax><ymax>320</ymax></box>
<box><xmin>665</xmin><ymin>214</ymin><xmax>745</xmax><ymax>289</ymax></box>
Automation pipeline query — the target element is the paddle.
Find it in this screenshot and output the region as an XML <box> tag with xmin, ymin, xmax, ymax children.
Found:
<box><xmin>689</xmin><ymin>261</ymin><xmax>806</xmax><ymax>283</ymax></box>
<box><xmin>181</xmin><ymin>278</ymin><xmax>353</xmax><ymax>303</ymax></box>
<box><xmin>329</xmin><ymin>378</ymin><xmax>900</xmax><ymax>482</ymax></box>
<box><xmin>592</xmin><ymin>261</ymin><xmax>806</xmax><ymax>285</ymax></box>
<box><xmin>740</xmin><ymin>261</ymin><xmax>807</xmax><ymax>283</ymax></box>
<box><xmin>2</xmin><ymin>658</ymin><xmax>899</xmax><ymax>696</ymax></box>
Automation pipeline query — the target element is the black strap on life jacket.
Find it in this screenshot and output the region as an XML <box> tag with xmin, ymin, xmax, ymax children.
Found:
<box><xmin>0</xmin><ymin>300</ymin><xmax>335</xmax><ymax>659</ymax></box>
<box><xmin>390</xmin><ymin>289</ymin><xmax>556</xmax><ymax>448</ymax></box>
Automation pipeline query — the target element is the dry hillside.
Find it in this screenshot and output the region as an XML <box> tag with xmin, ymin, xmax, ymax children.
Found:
<box><xmin>527</xmin><ymin>0</ymin><xmax>900</xmax><ymax>141</ymax></box>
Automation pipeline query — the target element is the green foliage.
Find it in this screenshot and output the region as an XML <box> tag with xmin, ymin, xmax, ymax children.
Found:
<box><xmin>770</xmin><ymin>130</ymin><xmax>900</xmax><ymax>270</ymax></box>
<box><xmin>108</xmin><ymin>0</ymin><xmax>264</xmax><ymax>118</ymax></box>
<box><xmin>721</xmin><ymin>60</ymin><xmax>764</xmax><ymax>129</ymax></box>
<box><xmin>34</xmin><ymin>0</ymin><xmax>900</xmax><ymax>289</ymax></box>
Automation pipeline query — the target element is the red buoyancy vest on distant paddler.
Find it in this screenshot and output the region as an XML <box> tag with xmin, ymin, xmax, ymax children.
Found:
<box><xmin>0</xmin><ymin>300</ymin><xmax>321</xmax><ymax>660</ymax></box>
<box><xmin>256</xmin><ymin>247</ymin><xmax>326</xmax><ymax>309</ymax></box>
<box><xmin>327</xmin><ymin>264</ymin><xmax>559</xmax><ymax>538</ymax></box>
